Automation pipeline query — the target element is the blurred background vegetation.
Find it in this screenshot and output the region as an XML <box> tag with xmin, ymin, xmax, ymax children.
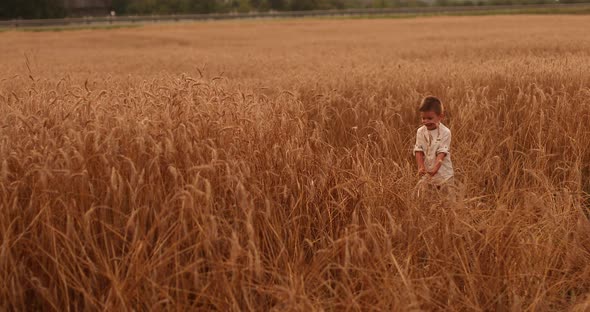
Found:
<box><xmin>1</xmin><ymin>0</ymin><xmax>589</xmax><ymax>21</ymax></box>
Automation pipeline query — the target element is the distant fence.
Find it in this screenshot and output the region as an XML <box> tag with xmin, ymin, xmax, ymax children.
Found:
<box><xmin>1</xmin><ymin>3</ymin><xmax>589</xmax><ymax>28</ymax></box>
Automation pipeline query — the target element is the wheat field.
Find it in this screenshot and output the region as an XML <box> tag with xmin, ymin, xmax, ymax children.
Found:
<box><xmin>1</xmin><ymin>15</ymin><xmax>590</xmax><ymax>311</ymax></box>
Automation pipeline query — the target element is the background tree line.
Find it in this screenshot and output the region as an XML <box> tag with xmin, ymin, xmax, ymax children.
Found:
<box><xmin>1</xmin><ymin>0</ymin><xmax>588</xmax><ymax>19</ymax></box>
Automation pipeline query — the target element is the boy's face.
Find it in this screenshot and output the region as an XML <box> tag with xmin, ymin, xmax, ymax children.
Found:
<box><xmin>421</xmin><ymin>111</ymin><xmax>443</xmax><ymax>130</ymax></box>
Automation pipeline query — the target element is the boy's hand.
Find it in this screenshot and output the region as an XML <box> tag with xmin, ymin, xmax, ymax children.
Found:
<box><xmin>418</xmin><ymin>167</ymin><xmax>427</xmax><ymax>176</ymax></box>
<box><xmin>428</xmin><ymin>157</ymin><xmax>444</xmax><ymax>176</ymax></box>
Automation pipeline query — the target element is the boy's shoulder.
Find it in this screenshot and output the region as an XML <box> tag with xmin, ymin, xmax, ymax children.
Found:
<box><xmin>439</xmin><ymin>123</ymin><xmax>451</xmax><ymax>135</ymax></box>
<box><xmin>416</xmin><ymin>124</ymin><xmax>451</xmax><ymax>134</ymax></box>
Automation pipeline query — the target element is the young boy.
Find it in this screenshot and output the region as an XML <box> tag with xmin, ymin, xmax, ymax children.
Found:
<box><xmin>413</xmin><ymin>96</ymin><xmax>454</xmax><ymax>197</ymax></box>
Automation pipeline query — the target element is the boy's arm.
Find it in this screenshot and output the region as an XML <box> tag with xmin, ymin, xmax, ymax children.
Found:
<box><xmin>428</xmin><ymin>152</ymin><xmax>446</xmax><ymax>176</ymax></box>
<box><xmin>429</xmin><ymin>131</ymin><xmax>451</xmax><ymax>176</ymax></box>
<box><xmin>416</xmin><ymin>152</ymin><xmax>426</xmax><ymax>175</ymax></box>
<box><xmin>413</xmin><ymin>129</ymin><xmax>427</xmax><ymax>175</ymax></box>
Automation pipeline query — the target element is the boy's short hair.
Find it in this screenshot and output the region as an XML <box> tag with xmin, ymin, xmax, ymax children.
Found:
<box><xmin>419</xmin><ymin>96</ymin><xmax>443</xmax><ymax>115</ymax></box>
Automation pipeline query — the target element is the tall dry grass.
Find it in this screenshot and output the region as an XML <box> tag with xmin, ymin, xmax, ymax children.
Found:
<box><xmin>1</xmin><ymin>15</ymin><xmax>590</xmax><ymax>310</ymax></box>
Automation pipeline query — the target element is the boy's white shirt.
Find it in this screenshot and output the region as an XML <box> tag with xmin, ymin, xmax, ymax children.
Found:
<box><xmin>413</xmin><ymin>123</ymin><xmax>454</xmax><ymax>185</ymax></box>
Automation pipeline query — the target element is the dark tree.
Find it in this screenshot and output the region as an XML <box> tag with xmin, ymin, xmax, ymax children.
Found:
<box><xmin>289</xmin><ymin>0</ymin><xmax>319</xmax><ymax>10</ymax></box>
<box><xmin>0</xmin><ymin>0</ymin><xmax>66</xmax><ymax>19</ymax></box>
<box><xmin>111</xmin><ymin>0</ymin><xmax>129</xmax><ymax>14</ymax></box>
<box><xmin>269</xmin><ymin>0</ymin><xmax>286</xmax><ymax>9</ymax></box>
